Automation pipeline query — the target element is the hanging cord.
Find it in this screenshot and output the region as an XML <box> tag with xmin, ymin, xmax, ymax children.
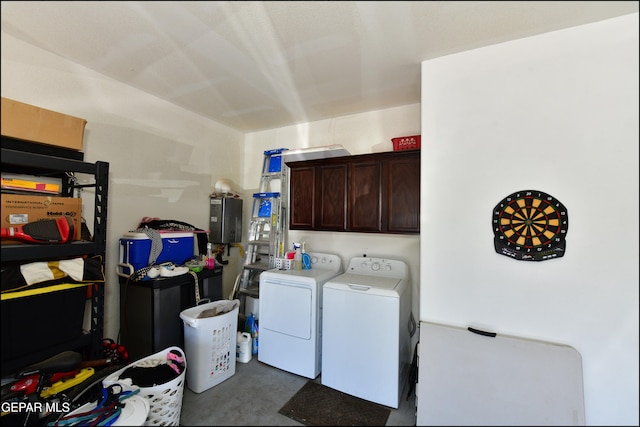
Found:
<box><xmin>189</xmin><ymin>271</ymin><xmax>210</xmax><ymax>306</ymax></box>
<box><xmin>229</xmin><ymin>273</ymin><xmax>242</xmax><ymax>300</ymax></box>
<box><xmin>191</xmin><ymin>271</ymin><xmax>201</xmax><ymax>304</ymax></box>
<box><xmin>49</xmin><ymin>385</ymin><xmax>140</xmax><ymax>426</ymax></box>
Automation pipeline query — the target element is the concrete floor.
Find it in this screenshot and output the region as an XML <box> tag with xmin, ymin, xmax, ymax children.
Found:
<box><xmin>179</xmin><ymin>356</ymin><xmax>417</xmax><ymax>426</ymax></box>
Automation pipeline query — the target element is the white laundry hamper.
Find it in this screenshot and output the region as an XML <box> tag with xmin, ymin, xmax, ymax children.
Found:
<box><xmin>179</xmin><ymin>299</ymin><xmax>240</xmax><ymax>393</ymax></box>
<box><xmin>102</xmin><ymin>346</ymin><xmax>187</xmax><ymax>426</ymax></box>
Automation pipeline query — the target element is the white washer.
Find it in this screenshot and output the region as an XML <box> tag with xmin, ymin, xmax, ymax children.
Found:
<box><xmin>258</xmin><ymin>253</ymin><xmax>342</xmax><ymax>379</ymax></box>
<box><xmin>321</xmin><ymin>256</ymin><xmax>412</xmax><ymax>409</ymax></box>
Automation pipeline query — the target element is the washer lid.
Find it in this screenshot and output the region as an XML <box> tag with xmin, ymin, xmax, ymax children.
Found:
<box><xmin>325</xmin><ymin>273</ymin><xmax>404</xmax><ymax>297</ymax></box>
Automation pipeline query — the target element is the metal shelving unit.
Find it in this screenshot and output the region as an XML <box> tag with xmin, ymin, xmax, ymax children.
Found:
<box><xmin>1</xmin><ymin>136</ymin><xmax>109</xmax><ymax>375</ymax></box>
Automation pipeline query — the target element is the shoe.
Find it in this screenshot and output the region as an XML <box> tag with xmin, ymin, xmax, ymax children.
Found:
<box><xmin>159</xmin><ymin>264</ymin><xmax>190</xmax><ymax>277</ymax></box>
<box><xmin>146</xmin><ymin>266</ymin><xmax>161</xmax><ymax>279</ymax></box>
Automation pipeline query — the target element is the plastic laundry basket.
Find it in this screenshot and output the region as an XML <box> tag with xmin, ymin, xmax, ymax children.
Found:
<box><xmin>179</xmin><ymin>299</ymin><xmax>240</xmax><ymax>393</ymax></box>
<box><xmin>102</xmin><ymin>346</ymin><xmax>186</xmax><ymax>426</ymax></box>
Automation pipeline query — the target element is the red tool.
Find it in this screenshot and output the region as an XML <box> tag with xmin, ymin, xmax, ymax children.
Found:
<box><xmin>9</xmin><ymin>370</ymin><xmax>80</xmax><ymax>396</ymax></box>
<box><xmin>1</xmin><ymin>215</ymin><xmax>75</xmax><ymax>244</ymax></box>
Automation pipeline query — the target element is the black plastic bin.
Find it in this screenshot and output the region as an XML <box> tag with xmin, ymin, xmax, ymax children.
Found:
<box><xmin>1</xmin><ymin>284</ymin><xmax>87</xmax><ymax>361</ymax></box>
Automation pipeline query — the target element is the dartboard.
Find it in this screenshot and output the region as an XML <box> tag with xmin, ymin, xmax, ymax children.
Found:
<box><xmin>492</xmin><ymin>190</ymin><xmax>568</xmax><ymax>261</ymax></box>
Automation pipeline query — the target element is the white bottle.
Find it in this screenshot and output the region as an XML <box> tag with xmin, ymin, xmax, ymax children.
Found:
<box><xmin>236</xmin><ymin>331</ymin><xmax>252</xmax><ymax>363</ymax></box>
<box><xmin>294</xmin><ymin>247</ymin><xmax>302</xmax><ymax>270</ymax></box>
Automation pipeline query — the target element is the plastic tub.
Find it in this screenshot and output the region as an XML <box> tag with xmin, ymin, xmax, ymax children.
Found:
<box><xmin>180</xmin><ymin>300</ymin><xmax>240</xmax><ymax>393</ymax></box>
<box><xmin>102</xmin><ymin>346</ymin><xmax>186</xmax><ymax>426</ymax></box>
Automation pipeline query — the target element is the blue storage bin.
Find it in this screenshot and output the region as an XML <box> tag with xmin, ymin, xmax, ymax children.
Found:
<box><xmin>117</xmin><ymin>232</ymin><xmax>194</xmax><ymax>277</ymax></box>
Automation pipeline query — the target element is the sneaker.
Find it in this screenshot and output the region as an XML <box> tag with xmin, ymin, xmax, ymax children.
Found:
<box><xmin>146</xmin><ymin>266</ymin><xmax>161</xmax><ymax>279</ymax></box>
<box><xmin>160</xmin><ymin>264</ymin><xmax>190</xmax><ymax>277</ymax></box>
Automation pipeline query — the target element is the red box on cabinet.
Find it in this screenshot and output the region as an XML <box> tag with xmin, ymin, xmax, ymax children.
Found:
<box><xmin>391</xmin><ymin>135</ymin><xmax>421</xmax><ymax>151</ymax></box>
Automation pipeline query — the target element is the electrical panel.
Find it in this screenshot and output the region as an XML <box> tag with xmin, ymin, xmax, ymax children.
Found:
<box><xmin>209</xmin><ymin>196</ymin><xmax>243</xmax><ymax>244</ymax></box>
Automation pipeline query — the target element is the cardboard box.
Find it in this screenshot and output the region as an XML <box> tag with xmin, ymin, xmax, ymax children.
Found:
<box><xmin>1</xmin><ymin>194</ymin><xmax>82</xmax><ymax>243</ymax></box>
<box><xmin>1</xmin><ymin>97</ymin><xmax>86</xmax><ymax>151</ymax></box>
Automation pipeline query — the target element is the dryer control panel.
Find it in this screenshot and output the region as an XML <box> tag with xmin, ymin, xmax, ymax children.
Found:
<box><xmin>346</xmin><ymin>257</ymin><xmax>408</xmax><ymax>280</ymax></box>
<box><xmin>307</xmin><ymin>252</ymin><xmax>342</xmax><ymax>273</ymax></box>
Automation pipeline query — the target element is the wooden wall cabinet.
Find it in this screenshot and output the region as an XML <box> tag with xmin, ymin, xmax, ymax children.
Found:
<box><xmin>288</xmin><ymin>150</ymin><xmax>420</xmax><ymax>234</ymax></box>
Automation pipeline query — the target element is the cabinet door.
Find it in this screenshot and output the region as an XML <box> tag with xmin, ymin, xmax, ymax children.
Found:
<box><xmin>315</xmin><ymin>164</ymin><xmax>347</xmax><ymax>230</ymax></box>
<box><xmin>348</xmin><ymin>161</ymin><xmax>382</xmax><ymax>232</ymax></box>
<box><xmin>386</xmin><ymin>154</ymin><xmax>420</xmax><ymax>233</ymax></box>
<box><xmin>289</xmin><ymin>167</ymin><xmax>315</xmax><ymax>229</ymax></box>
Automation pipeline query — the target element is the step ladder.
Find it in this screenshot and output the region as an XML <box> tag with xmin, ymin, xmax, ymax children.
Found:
<box><xmin>233</xmin><ymin>148</ymin><xmax>288</xmax><ymax>321</ymax></box>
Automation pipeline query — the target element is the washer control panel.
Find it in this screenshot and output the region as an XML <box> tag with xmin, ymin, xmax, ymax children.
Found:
<box><xmin>346</xmin><ymin>257</ymin><xmax>408</xmax><ymax>280</ymax></box>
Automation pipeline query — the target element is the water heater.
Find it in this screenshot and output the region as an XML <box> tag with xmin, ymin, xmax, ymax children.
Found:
<box><xmin>209</xmin><ymin>196</ymin><xmax>242</xmax><ymax>244</ymax></box>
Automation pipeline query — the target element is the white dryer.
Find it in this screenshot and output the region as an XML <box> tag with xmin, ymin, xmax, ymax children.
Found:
<box><xmin>321</xmin><ymin>256</ymin><xmax>413</xmax><ymax>409</ymax></box>
<box><xmin>258</xmin><ymin>253</ymin><xmax>342</xmax><ymax>379</ymax></box>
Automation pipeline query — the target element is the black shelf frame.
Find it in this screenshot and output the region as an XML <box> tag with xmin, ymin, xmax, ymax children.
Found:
<box><xmin>1</xmin><ymin>137</ymin><xmax>109</xmax><ymax>375</ymax></box>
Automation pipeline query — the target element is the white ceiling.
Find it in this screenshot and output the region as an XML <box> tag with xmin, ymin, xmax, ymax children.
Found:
<box><xmin>1</xmin><ymin>1</ymin><xmax>637</xmax><ymax>133</ymax></box>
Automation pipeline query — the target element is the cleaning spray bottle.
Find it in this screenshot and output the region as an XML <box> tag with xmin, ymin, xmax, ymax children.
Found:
<box><xmin>293</xmin><ymin>242</ymin><xmax>302</xmax><ymax>270</ymax></box>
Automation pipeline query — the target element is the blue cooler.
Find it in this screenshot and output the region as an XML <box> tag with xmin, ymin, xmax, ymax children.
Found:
<box><xmin>116</xmin><ymin>231</ymin><xmax>195</xmax><ymax>278</ymax></box>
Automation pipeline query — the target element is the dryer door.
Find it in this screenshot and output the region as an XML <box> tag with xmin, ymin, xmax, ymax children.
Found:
<box><xmin>260</xmin><ymin>278</ymin><xmax>313</xmax><ymax>339</ymax></box>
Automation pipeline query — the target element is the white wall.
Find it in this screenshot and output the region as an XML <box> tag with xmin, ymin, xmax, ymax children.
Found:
<box><xmin>1</xmin><ymin>33</ymin><xmax>245</xmax><ymax>341</ymax></box>
<box><xmin>420</xmin><ymin>14</ymin><xmax>638</xmax><ymax>425</ymax></box>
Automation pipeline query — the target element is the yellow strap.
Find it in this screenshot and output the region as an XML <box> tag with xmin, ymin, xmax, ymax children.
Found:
<box><xmin>1</xmin><ymin>283</ymin><xmax>89</xmax><ymax>301</ymax></box>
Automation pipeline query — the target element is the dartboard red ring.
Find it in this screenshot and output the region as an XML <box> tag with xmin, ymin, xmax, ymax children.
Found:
<box><xmin>492</xmin><ymin>190</ymin><xmax>568</xmax><ymax>261</ymax></box>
